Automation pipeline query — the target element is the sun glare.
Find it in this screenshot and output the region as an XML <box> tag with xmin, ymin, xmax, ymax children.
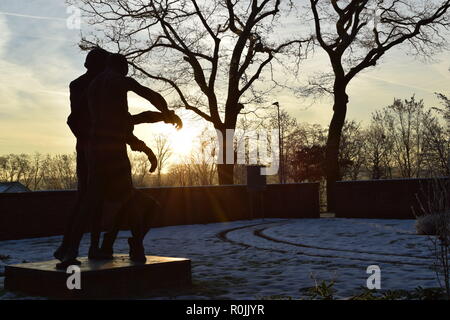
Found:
<box><xmin>168</xmin><ymin>126</ymin><xmax>199</xmax><ymax>157</ymax></box>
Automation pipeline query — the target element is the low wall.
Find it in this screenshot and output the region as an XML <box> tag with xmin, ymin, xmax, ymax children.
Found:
<box><xmin>0</xmin><ymin>183</ymin><xmax>319</xmax><ymax>240</ymax></box>
<box><xmin>335</xmin><ymin>178</ymin><xmax>449</xmax><ymax>219</ymax></box>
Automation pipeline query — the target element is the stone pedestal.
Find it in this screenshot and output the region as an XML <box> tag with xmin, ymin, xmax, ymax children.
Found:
<box><xmin>4</xmin><ymin>255</ymin><xmax>191</xmax><ymax>298</ymax></box>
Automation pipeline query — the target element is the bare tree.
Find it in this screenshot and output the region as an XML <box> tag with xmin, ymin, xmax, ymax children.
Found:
<box><xmin>129</xmin><ymin>152</ymin><xmax>151</xmax><ymax>187</ymax></box>
<box><xmin>189</xmin><ymin>128</ymin><xmax>218</xmax><ymax>185</ymax></box>
<box><xmin>0</xmin><ymin>154</ymin><xmax>30</xmax><ymax>183</ymax></box>
<box><xmin>380</xmin><ymin>96</ymin><xmax>435</xmax><ymax>178</ymax></box>
<box><xmin>154</xmin><ymin>134</ymin><xmax>173</xmax><ymax>185</ymax></box>
<box><xmin>422</xmin><ymin>114</ymin><xmax>450</xmax><ymax>177</ymax></box>
<box><xmin>308</xmin><ymin>0</ymin><xmax>450</xmax><ymax>210</ymax></box>
<box><xmin>167</xmin><ymin>163</ymin><xmax>194</xmax><ymax>186</ymax></box>
<box><xmin>435</xmin><ymin>92</ymin><xmax>450</xmax><ymax>134</ymax></box>
<box><xmin>364</xmin><ymin>111</ymin><xmax>394</xmax><ymax>179</ymax></box>
<box><xmin>70</xmin><ymin>0</ymin><xmax>310</xmax><ymax>184</ymax></box>
<box><xmin>0</xmin><ymin>153</ymin><xmax>73</xmax><ymax>190</ymax></box>
<box><xmin>41</xmin><ymin>154</ymin><xmax>77</xmax><ymax>190</ymax></box>
<box><xmin>339</xmin><ymin>120</ymin><xmax>366</xmax><ymax>180</ymax></box>
<box><xmin>21</xmin><ymin>153</ymin><xmax>45</xmax><ymax>190</ymax></box>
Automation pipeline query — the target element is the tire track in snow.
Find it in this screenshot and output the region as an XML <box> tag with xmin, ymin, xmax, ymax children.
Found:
<box><xmin>216</xmin><ymin>221</ymin><xmax>432</xmax><ymax>267</ymax></box>
<box><xmin>255</xmin><ymin>226</ymin><xmax>433</xmax><ymax>261</ymax></box>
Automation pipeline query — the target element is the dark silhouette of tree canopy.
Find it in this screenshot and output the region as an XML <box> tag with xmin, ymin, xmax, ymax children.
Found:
<box><xmin>70</xmin><ymin>0</ymin><xmax>311</xmax><ymax>184</ymax></box>
<box><xmin>308</xmin><ymin>0</ymin><xmax>450</xmax><ymax>210</ymax></box>
<box><xmin>291</xmin><ymin>145</ymin><xmax>326</xmax><ymax>182</ymax></box>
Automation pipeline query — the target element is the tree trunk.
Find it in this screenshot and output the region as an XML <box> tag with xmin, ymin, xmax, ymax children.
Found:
<box><xmin>216</xmin><ymin>127</ymin><xmax>235</xmax><ymax>185</ymax></box>
<box><xmin>157</xmin><ymin>169</ymin><xmax>161</xmax><ymax>186</ymax></box>
<box><xmin>215</xmin><ymin>102</ymin><xmax>242</xmax><ymax>185</ymax></box>
<box><xmin>326</xmin><ymin>89</ymin><xmax>348</xmax><ymax>212</ymax></box>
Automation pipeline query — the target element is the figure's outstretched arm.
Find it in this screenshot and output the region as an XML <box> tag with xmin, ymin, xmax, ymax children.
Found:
<box><xmin>131</xmin><ymin>111</ymin><xmax>183</xmax><ymax>129</ymax></box>
<box><xmin>130</xmin><ymin>111</ymin><xmax>166</xmax><ymax>125</ymax></box>
<box><xmin>125</xmin><ymin>77</ymin><xmax>183</xmax><ymax>129</ymax></box>
<box><xmin>125</xmin><ymin>77</ymin><xmax>169</xmax><ymax>113</ymax></box>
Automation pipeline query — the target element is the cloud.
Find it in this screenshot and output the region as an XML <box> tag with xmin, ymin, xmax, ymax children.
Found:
<box><xmin>0</xmin><ymin>11</ymin><xmax>66</xmax><ymax>21</ymax></box>
<box><xmin>0</xmin><ymin>1</ymin><xmax>449</xmax><ymax>155</ymax></box>
<box><xmin>0</xmin><ymin>14</ymin><xmax>77</xmax><ymax>154</ymax></box>
<box><xmin>0</xmin><ymin>15</ymin><xmax>10</xmax><ymax>56</ymax></box>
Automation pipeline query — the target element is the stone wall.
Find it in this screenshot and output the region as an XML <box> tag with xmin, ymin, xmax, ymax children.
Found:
<box><xmin>0</xmin><ymin>183</ymin><xmax>320</xmax><ymax>240</ymax></box>
<box><xmin>335</xmin><ymin>178</ymin><xmax>449</xmax><ymax>219</ymax></box>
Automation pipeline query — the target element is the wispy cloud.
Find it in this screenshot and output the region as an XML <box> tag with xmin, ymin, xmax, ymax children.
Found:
<box><xmin>359</xmin><ymin>73</ymin><xmax>435</xmax><ymax>95</ymax></box>
<box><xmin>0</xmin><ymin>1</ymin><xmax>448</xmax><ymax>155</ymax></box>
<box><xmin>0</xmin><ymin>11</ymin><xmax>78</xmax><ymax>154</ymax></box>
<box><xmin>0</xmin><ymin>11</ymin><xmax>66</xmax><ymax>21</ymax></box>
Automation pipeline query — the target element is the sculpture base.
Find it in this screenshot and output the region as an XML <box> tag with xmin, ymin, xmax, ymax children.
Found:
<box><xmin>4</xmin><ymin>255</ymin><xmax>191</xmax><ymax>299</ymax></box>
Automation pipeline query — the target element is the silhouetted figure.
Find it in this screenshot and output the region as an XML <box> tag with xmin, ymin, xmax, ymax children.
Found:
<box><xmin>56</xmin><ymin>53</ymin><xmax>182</xmax><ymax>268</ymax></box>
<box><xmin>55</xmin><ymin>48</ymin><xmax>159</xmax><ymax>262</ymax></box>
<box><xmin>54</xmin><ymin>49</ymin><xmax>181</xmax><ymax>267</ymax></box>
<box><xmin>53</xmin><ymin>48</ymin><xmax>109</xmax><ymax>264</ymax></box>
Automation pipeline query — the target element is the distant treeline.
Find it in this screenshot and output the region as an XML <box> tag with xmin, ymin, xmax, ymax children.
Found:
<box><xmin>281</xmin><ymin>96</ymin><xmax>449</xmax><ymax>183</ymax></box>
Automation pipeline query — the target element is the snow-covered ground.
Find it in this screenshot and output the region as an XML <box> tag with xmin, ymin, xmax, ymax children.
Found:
<box><xmin>0</xmin><ymin>218</ymin><xmax>442</xmax><ymax>299</ymax></box>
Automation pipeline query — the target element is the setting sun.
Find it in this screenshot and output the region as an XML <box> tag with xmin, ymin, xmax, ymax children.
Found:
<box><xmin>168</xmin><ymin>126</ymin><xmax>200</xmax><ymax>157</ymax></box>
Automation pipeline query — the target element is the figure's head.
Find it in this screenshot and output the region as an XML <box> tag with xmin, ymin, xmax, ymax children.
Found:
<box><xmin>106</xmin><ymin>53</ymin><xmax>129</xmax><ymax>76</ymax></box>
<box><xmin>84</xmin><ymin>47</ymin><xmax>110</xmax><ymax>72</ymax></box>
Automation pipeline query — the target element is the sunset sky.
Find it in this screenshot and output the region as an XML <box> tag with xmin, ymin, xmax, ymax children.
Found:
<box><xmin>0</xmin><ymin>0</ymin><xmax>449</xmax><ymax>156</ymax></box>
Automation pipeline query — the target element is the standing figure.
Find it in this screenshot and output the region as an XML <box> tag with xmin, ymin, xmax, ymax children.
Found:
<box><xmin>54</xmin><ymin>48</ymin><xmax>110</xmax><ymax>263</ymax></box>
<box><xmin>56</xmin><ymin>53</ymin><xmax>182</xmax><ymax>268</ymax></box>
<box><xmin>54</xmin><ymin>49</ymin><xmax>181</xmax><ymax>267</ymax></box>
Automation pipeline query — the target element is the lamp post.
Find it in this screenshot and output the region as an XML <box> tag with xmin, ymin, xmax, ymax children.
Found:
<box><xmin>272</xmin><ymin>102</ymin><xmax>283</xmax><ymax>183</ymax></box>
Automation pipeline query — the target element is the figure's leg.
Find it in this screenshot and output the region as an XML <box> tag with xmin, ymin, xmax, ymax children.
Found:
<box><xmin>97</xmin><ymin>147</ymin><xmax>139</xmax><ymax>260</ymax></box>
<box><xmin>53</xmin><ymin>196</ymin><xmax>81</xmax><ymax>261</ymax></box>
<box><xmin>54</xmin><ymin>141</ymin><xmax>87</xmax><ymax>261</ymax></box>
<box><xmin>56</xmin><ymin>171</ymin><xmax>103</xmax><ymax>269</ymax></box>
<box><xmin>100</xmin><ymin>228</ymin><xmax>119</xmax><ymax>257</ymax></box>
<box><xmin>136</xmin><ymin>191</ymin><xmax>160</xmax><ymax>240</ymax></box>
<box><xmin>128</xmin><ymin>204</ymin><xmax>147</xmax><ymax>263</ymax></box>
<box><xmin>100</xmin><ymin>193</ymin><xmax>146</xmax><ymax>262</ymax></box>
<box><xmin>104</xmin><ymin>191</ymin><xmax>146</xmax><ymax>263</ymax></box>
<box><xmin>99</xmin><ymin>191</ymin><xmax>135</xmax><ymax>257</ymax></box>
<box><xmin>127</xmin><ymin>190</ymin><xmax>160</xmax><ymax>263</ymax></box>
<box><xmin>88</xmin><ymin>200</ymin><xmax>110</xmax><ymax>259</ymax></box>
<box><xmin>55</xmin><ymin>196</ymin><xmax>96</xmax><ymax>269</ymax></box>
<box><xmin>98</xmin><ymin>204</ymin><xmax>125</xmax><ymax>259</ymax></box>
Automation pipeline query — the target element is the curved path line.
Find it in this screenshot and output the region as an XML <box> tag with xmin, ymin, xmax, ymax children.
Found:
<box><xmin>216</xmin><ymin>221</ymin><xmax>284</xmax><ymax>248</ymax></box>
<box><xmin>255</xmin><ymin>227</ymin><xmax>433</xmax><ymax>260</ymax></box>
<box><xmin>216</xmin><ymin>221</ymin><xmax>432</xmax><ymax>267</ymax></box>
